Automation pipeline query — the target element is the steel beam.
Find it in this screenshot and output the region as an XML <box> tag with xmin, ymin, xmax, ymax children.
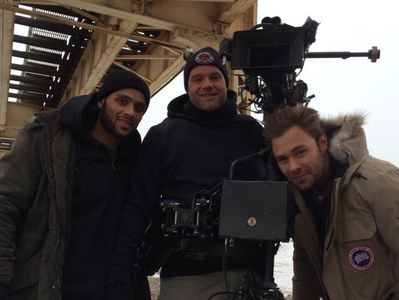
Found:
<box><xmin>0</xmin><ymin>0</ymin><xmax>16</xmax><ymax>129</ymax></box>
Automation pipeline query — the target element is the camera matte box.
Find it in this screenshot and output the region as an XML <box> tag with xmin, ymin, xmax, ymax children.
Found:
<box><xmin>230</xmin><ymin>27</ymin><xmax>306</xmax><ymax>72</ymax></box>
<box><xmin>218</xmin><ymin>180</ymin><xmax>288</xmax><ymax>241</ymax></box>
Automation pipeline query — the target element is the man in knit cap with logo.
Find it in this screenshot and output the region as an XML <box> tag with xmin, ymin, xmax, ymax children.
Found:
<box><xmin>0</xmin><ymin>69</ymin><xmax>150</xmax><ymax>300</ymax></box>
<box><xmin>108</xmin><ymin>48</ymin><xmax>269</xmax><ymax>299</ymax></box>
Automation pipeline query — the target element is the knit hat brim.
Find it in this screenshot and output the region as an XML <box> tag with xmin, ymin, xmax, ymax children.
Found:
<box><xmin>96</xmin><ymin>69</ymin><xmax>150</xmax><ymax>108</ymax></box>
<box><xmin>183</xmin><ymin>47</ymin><xmax>229</xmax><ymax>91</ymax></box>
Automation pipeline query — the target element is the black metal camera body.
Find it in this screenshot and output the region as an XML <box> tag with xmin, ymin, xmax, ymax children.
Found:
<box><xmin>219</xmin><ymin>16</ymin><xmax>319</xmax><ymax>114</ymax></box>
<box><xmin>219</xmin><ymin>180</ymin><xmax>289</xmax><ymax>241</ymax></box>
<box><xmin>220</xmin><ymin>17</ymin><xmax>316</xmax><ymax>76</ymax></box>
<box><xmin>161</xmin><ymin>180</ymin><xmax>290</xmax><ymax>242</ymax></box>
<box><xmin>219</xmin><ymin>16</ymin><xmax>379</xmax><ymax>114</ymax></box>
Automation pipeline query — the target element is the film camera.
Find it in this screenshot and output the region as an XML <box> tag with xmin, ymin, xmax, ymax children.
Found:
<box><xmin>220</xmin><ymin>16</ymin><xmax>379</xmax><ymax>114</ymax></box>
<box><xmin>219</xmin><ymin>16</ymin><xmax>319</xmax><ymax>115</ymax></box>
<box><xmin>161</xmin><ymin>150</ymin><xmax>290</xmax><ymax>242</ymax></box>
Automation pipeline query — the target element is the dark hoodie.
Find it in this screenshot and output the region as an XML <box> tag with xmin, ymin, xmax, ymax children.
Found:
<box><xmin>58</xmin><ymin>94</ymin><xmax>141</xmax><ymax>300</ymax></box>
<box><xmin>161</xmin><ymin>91</ymin><xmax>265</xmax><ymax>202</ymax></box>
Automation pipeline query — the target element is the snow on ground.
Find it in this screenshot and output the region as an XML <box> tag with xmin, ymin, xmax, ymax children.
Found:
<box><xmin>150</xmin><ymin>241</ymin><xmax>294</xmax><ymax>299</ymax></box>
<box><xmin>274</xmin><ymin>241</ymin><xmax>294</xmax><ymax>297</ymax></box>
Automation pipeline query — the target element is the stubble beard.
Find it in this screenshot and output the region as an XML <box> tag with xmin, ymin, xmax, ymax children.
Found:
<box><xmin>99</xmin><ymin>107</ymin><xmax>133</xmax><ymax>140</ymax></box>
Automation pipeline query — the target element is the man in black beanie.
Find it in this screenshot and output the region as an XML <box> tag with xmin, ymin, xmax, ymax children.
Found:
<box><xmin>108</xmin><ymin>47</ymin><xmax>268</xmax><ymax>300</ymax></box>
<box><xmin>0</xmin><ymin>68</ymin><xmax>150</xmax><ymax>300</ymax></box>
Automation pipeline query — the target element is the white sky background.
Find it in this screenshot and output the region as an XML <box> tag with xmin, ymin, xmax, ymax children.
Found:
<box><xmin>139</xmin><ymin>0</ymin><xmax>399</xmax><ymax>167</ymax></box>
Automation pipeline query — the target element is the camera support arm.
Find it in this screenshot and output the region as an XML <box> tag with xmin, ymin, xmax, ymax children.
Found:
<box><xmin>306</xmin><ymin>46</ymin><xmax>380</xmax><ymax>62</ymax></box>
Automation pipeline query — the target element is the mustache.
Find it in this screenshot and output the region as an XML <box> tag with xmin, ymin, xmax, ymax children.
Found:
<box><xmin>117</xmin><ymin>116</ymin><xmax>137</xmax><ymax>127</ymax></box>
<box><xmin>287</xmin><ymin>169</ymin><xmax>308</xmax><ymax>181</ymax></box>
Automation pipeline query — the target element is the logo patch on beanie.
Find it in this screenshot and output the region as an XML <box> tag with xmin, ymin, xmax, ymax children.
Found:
<box><xmin>348</xmin><ymin>246</ymin><xmax>374</xmax><ymax>271</ymax></box>
<box><xmin>194</xmin><ymin>51</ymin><xmax>214</xmax><ymax>64</ymax></box>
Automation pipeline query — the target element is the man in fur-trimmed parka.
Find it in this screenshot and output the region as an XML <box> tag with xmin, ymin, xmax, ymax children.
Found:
<box><xmin>264</xmin><ymin>105</ymin><xmax>399</xmax><ymax>300</ymax></box>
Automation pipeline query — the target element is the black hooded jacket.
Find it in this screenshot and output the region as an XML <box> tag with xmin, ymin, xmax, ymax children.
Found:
<box><xmin>108</xmin><ymin>90</ymin><xmax>267</xmax><ymax>287</ymax></box>
<box><xmin>58</xmin><ymin>94</ymin><xmax>141</xmax><ymax>300</ymax></box>
<box><xmin>0</xmin><ymin>93</ymin><xmax>141</xmax><ymax>300</ymax></box>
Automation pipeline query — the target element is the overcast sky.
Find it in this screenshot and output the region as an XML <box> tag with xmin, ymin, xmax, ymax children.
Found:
<box><xmin>138</xmin><ymin>0</ymin><xmax>399</xmax><ymax>166</ymax></box>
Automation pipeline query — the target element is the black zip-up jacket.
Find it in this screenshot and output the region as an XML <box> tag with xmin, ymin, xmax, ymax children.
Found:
<box><xmin>107</xmin><ymin>91</ymin><xmax>267</xmax><ymax>295</ymax></box>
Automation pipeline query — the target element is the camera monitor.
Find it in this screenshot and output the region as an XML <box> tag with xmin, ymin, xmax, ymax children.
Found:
<box><xmin>230</xmin><ymin>26</ymin><xmax>307</xmax><ymax>74</ymax></box>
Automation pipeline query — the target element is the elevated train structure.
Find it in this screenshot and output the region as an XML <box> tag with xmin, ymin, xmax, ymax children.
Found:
<box><xmin>0</xmin><ymin>0</ymin><xmax>259</xmax><ymax>156</ymax></box>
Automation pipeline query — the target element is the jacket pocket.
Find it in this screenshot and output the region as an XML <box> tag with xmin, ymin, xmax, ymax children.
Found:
<box><xmin>10</xmin><ymin>236</ymin><xmax>43</xmax><ymax>292</ymax></box>
<box><xmin>335</xmin><ymin>216</ymin><xmax>376</xmax><ymax>243</ymax></box>
<box><xmin>10</xmin><ymin>256</ymin><xmax>41</xmax><ymax>292</ymax></box>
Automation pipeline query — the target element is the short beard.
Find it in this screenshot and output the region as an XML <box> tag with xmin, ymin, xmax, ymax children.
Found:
<box><xmin>98</xmin><ymin>104</ymin><xmax>135</xmax><ymax>140</ymax></box>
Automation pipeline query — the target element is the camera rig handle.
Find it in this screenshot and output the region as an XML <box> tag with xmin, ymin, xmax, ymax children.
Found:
<box><xmin>306</xmin><ymin>46</ymin><xmax>380</xmax><ymax>62</ymax></box>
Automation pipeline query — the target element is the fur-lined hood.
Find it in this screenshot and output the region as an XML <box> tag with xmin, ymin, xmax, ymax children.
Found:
<box><xmin>323</xmin><ymin>113</ymin><xmax>368</xmax><ymax>167</ymax></box>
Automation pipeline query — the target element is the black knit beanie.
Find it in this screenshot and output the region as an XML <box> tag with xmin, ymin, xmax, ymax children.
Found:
<box><xmin>183</xmin><ymin>47</ymin><xmax>229</xmax><ymax>91</ymax></box>
<box><xmin>96</xmin><ymin>69</ymin><xmax>150</xmax><ymax>107</ymax></box>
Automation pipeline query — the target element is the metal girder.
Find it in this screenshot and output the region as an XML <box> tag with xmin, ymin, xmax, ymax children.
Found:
<box><xmin>9</xmin><ymin>91</ymin><xmax>49</xmax><ymax>102</ymax></box>
<box><xmin>9</xmin><ymin>82</ymin><xmax>50</xmax><ymax>93</ymax></box>
<box><xmin>11</xmin><ymin>62</ymin><xmax>58</xmax><ymax>76</ymax></box>
<box><xmin>58</xmin><ymin>0</ymin><xmax>227</xmax><ymax>102</ymax></box>
<box><xmin>13</xmin><ymin>34</ymin><xmax>79</xmax><ymax>53</ymax></box>
<box><xmin>116</xmin><ymin>55</ymin><xmax>179</xmax><ymax>61</ymax></box>
<box><xmin>145</xmin><ymin>55</ymin><xmax>186</xmax><ymax>96</ymax></box>
<box><xmin>10</xmin><ymin>74</ymin><xmax>54</xmax><ymax>86</ymax></box>
<box><xmin>58</xmin><ymin>1</ymin><xmax>140</xmax><ymax>103</ymax></box>
<box><xmin>31</xmin><ymin>0</ymin><xmax>177</xmax><ymax>31</ymax></box>
<box><xmin>0</xmin><ymin>0</ymin><xmax>16</xmax><ymax>129</ymax></box>
<box><xmin>219</xmin><ymin>0</ymin><xmax>257</xmax><ymax>24</ymax></box>
<box><xmin>7</xmin><ymin>0</ymin><xmax>257</xmax><ymax>104</ymax></box>
<box><xmin>14</xmin><ymin>15</ymin><xmax>91</xmax><ymax>37</ymax></box>
<box><xmin>12</xmin><ymin>49</ymin><xmax>63</xmax><ymax>65</ymax></box>
<box><xmin>1</xmin><ymin>4</ymin><xmax>181</xmax><ymax>49</ymax></box>
<box><xmin>0</xmin><ymin>0</ymin><xmax>258</xmax><ymax>138</ymax></box>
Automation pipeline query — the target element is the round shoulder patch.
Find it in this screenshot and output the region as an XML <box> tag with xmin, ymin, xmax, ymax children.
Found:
<box><xmin>194</xmin><ymin>51</ymin><xmax>214</xmax><ymax>64</ymax></box>
<box><xmin>348</xmin><ymin>246</ymin><xmax>374</xmax><ymax>271</ymax></box>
